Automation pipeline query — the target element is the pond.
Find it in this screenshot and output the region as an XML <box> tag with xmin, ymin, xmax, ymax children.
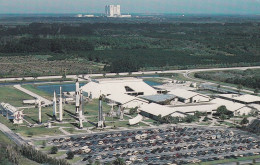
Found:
<box><xmin>144</xmin><ymin>80</ymin><xmax>162</xmax><ymax>86</ymax></box>
<box><xmin>37</xmin><ymin>83</ymin><xmax>86</xmax><ymax>94</ymax></box>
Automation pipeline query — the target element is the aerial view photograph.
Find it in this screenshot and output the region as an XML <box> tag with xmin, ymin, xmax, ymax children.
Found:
<box><xmin>0</xmin><ymin>0</ymin><xmax>260</xmax><ymax>165</ymax></box>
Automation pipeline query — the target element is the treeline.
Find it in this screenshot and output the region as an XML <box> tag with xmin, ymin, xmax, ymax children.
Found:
<box><xmin>0</xmin><ymin>143</ymin><xmax>70</xmax><ymax>165</ymax></box>
<box><xmin>0</xmin><ymin>23</ymin><xmax>93</xmax><ymax>36</ymax></box>
<box><xmin>0</xmin><ymin>21</ymin><xmax>259</xmax><ymax>74</ymax></box>
<box><xmin>194</xmin><ymin>69</ymin><xmax>260</xmax><ymax>89</ymax></box>
<box><xmin>0</xmin><ymin>37</ymin><xmax>94</xmax><ymax>53</ymax></box>
<box><xmin>21</xmin><ymin>145</ymin><xmax>70</xmax><ymax>165</ymax></box>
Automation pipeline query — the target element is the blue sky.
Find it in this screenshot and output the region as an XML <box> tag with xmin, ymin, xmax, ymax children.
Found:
<box><xmin>0</xmin><ymin>0</ymin><xmax>259</xmax><ymax>14</ymax></box>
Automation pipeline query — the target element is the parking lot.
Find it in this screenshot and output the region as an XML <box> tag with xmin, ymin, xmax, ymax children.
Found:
<box><xmin>47</xmin><ymin>126</ymin><xmax>260</xmax><ymax>164</ymax></box>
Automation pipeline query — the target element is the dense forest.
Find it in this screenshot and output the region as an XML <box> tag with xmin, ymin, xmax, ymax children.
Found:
<box><xmin>0</xmin><ymin>17</ymin><xmax>260</xmax><ymax>74</ymax></box>
<box><xmin>194</xmin><ymin>69</ymin><xmax>260</xmax><ymax>90</ymax></box>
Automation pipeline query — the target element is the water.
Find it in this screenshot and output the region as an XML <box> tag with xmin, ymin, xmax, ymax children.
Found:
<box><xmin>144</xmin><ymin>80</ymin><xmax>162</xmax><ymax>86</ymax></box>
<box><xmin>37</xmin><ymin>83</ymin><xmax>86</xmax><ymax>94</ymax></box>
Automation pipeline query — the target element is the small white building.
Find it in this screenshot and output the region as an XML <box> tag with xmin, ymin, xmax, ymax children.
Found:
<box><xmin>81</xmin><ymin>77</ymin><xmax>157</xmax><ymax>99</ymax></box>
<box><xmin>169</xmin><ymin>89</ymin><xmax>211</xmax><ymax>103</ymax></box>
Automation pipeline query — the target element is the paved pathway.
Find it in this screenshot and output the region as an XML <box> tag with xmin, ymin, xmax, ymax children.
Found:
<box><xmin>58</xmin><ymin>127</ymin><xmax>71</xmax><ymax>135</ymax></box>
<box><xmin>14</xmin><ymin>84</ymin><xmax>52</xmax><ymax>106</ymax></box>
<box><xmin>0</xmin><ymin>122</ymin><xmax>26</xmax><ymax>146</ymax></box>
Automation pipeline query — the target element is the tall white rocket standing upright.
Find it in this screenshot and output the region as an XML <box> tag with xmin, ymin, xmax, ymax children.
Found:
<box><xmin>59</xmin><ymin>86</ymin><xmax>63</xmax><ymax>122</ymax></box>
<box><xmin>98</xmin><ymin>96</ymin><xmax>104</xmax><ymax>128</ymax></box>
<box><xmin>79</xmin><ymin>89</ymin><xmax>83</xmax><ymax>129</ymax></box>
<box><xmin>53</xmin><ymin>91</ymin><xmax>57</xmax><ymax>118</ymax></box>
<box><xmin>38</xmin><ymin>100</ymin><xmax>42</xmax><ymax>123</ymax></box>
<box><xmin>75</xmin><ymin>80</ymin><xmax>80</xmax><ymax>114</ymax></box>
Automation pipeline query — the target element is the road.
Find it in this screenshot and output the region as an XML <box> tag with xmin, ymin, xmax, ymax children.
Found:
<box><xmin>1</xmin><ymin>66</ymin><xmax>260</xmax><ymax>82</ymax></box>
<box><xmin>14</xmin><ymin>84</ymin><xmax>52</xmax><ymax>106</ymax></box>
<box><xmin>0</xmin><ymin>122</ymin><xmax>26</xmax><ymax>146</ymax></box>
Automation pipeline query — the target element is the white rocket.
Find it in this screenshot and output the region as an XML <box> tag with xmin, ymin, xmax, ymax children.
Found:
<box><xmin>53</xmin><ymin>91</ymin><xmax>57</xmax><ymax>118</ymax></box>
<box><xmin>79</xmin><ymin>89</ymin><xmax>83</xmax><ymax>129</ymax></box>
<box><xmin>59</xmin><ymin>86</ymin><xmax>63</xmax><ymax>122</ymax></box>
<box><xmin>38</xmin><ymin>100</ymin><xmax>42</xmax><ymax>123</ymax></box>
<box><xmin>75</xmin><ymin>80</ymin><xmax>80</xmax><ymax>114</ymax></box>
<box><xmin>98</xmin><ymin>96</ymin><xmax>104</xmax><ymax>128</ymax></box>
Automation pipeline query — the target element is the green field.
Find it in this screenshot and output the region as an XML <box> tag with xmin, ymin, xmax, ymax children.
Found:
<box><xmin>0</xmin><ymin>86</ymin><xmax>34</xmax><ymax>107</ymax></box>
<box><xmin>22</xmin><ymin>84</ymin><xmax>53</xmax><ymax>100</ymax></box>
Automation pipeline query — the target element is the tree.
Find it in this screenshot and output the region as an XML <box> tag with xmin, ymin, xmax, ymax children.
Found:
<box><xmin>220</xmin><ymin>114</ymin><xmax>226</xmax><ymax>121</ymax></box>
<box><xmin>185</xmin><ymin>115</ymin><xmax>196</xmax><ymax>123</ymax></box>
<box><xmin>217</xmin><ymin>84</ymin><xmax>221</xmax><ymax>92</ymax></box>
<box><xmin>237</xmin><ymin>84</ymin><xmax>243</xmax><ymax>94</ymax></box>
<box><xmin>216</xmin><ymin>106</ymin><xmax>233</xmax><ymax>117</ymax></box>
<box><xmin>50</xmin><ymin>146</ymin><xmax>58</xmax><ymax>154</ymax></box>
<box><xmin>113</xmin><ymin>158</ymin><xmax>126</xmax><ymax>165</ymax></box>
<box><xmin>42</xmin><ymin>141</ymin><xmax>46</xmax><ymax>148</ymax></box>
<box><xmin>129</xmin><ymin>107</ymin><xmax>138</xmax><ymax>115</ymax></box>
<box><xmin>240</xmin><ymin>117</ymin><xmax>249</xmax><ymax>125</ymax></box>
<box><xmin>66</xmin><ymin>151</ymin><xmax>74</xmax><ymax>159</ymax></box>
<box><xmin>254</xmin><ymin>88</ymin><xmax>259</xmax><ymax>95</ymax></box>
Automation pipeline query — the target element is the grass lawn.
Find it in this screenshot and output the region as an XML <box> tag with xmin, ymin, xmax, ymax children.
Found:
<box><xmin>16</xmin><ymin>126</ymin><xmax>64</xmax><ymax>137</ymax></box>
<box><xmin>105</xmin><ymin>120</ymin><xmax>148</xmax><ymax>128</ymax></box>
<box><xmin>0</xmin><ymin>130</ymin><xmax>13</xmax><ymax>145</ymax></box>
<box><xmin>67</xmin><ymin>156</ymin><xmax>82</xmax><ymax>164</ymax></box>
<box><xmin>22</xmin><ymin>84</ymin><xmax>53</xmax><ymax>100</ymax></box>
<box><xmin>49</xmin><ymin>151</ymin><xmax>67</xmax><ymax>158</ymax></box>
<box><xmin>221</xmin><ymin>121</ymin><xmax>237</xmax><ymax>127</ymax></box>
<box><xmin>0</xmin><ymin>86</ymin><xmax>34</xmax><ymax>107</ymax></box>
<box><xmin>198</xmin><ymin>122</ymin><xmax>211</xmax><ymax>125</ymax></box>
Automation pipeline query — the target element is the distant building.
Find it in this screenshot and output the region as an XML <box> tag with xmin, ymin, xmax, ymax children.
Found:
<box><xmin>105</xmin><ymin>5</ymin><xmax>121</xmax><ymax>17</ymax></box>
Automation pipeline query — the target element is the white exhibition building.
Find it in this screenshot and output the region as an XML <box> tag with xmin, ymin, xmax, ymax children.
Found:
<box><xmin>81</xmin><ymin>77</ymin><xmax>260</xmax><ymax>124</ymax></box>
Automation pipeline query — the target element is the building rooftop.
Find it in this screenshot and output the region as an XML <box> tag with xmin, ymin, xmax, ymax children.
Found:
<box><xmin>106</xmin><ymin>94</ymin><xmax>147</xmax><ymax>105</ymax></box>
<box><xmin>218</xmin><ymin>94</ymin><xmax>260</xmax><ymax>104</ymax></box>
<box><xmin>140</xmin><ymin>94</ymin><xmax>177</xmax><ymax>103</ymax></box>
<box><xmin>169</xmin><ymin>89</ymin><xmax>210</xmax><ymax>100</ymax></box>
<box><xmin>139</xmin><ymin>103</ymin><xmax>176</xmax><ymax>117</ymax></box>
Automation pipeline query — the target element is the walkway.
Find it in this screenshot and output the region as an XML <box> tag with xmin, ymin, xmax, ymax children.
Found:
<box><xmin>14</xmin><ymin>85</ymin><xmax>52</xmax><ymax>106</ymax></box>
<box><xmin>0</xmin><ymin>122</ymin><xmax>26</xmax><ymax>146</ymax></box>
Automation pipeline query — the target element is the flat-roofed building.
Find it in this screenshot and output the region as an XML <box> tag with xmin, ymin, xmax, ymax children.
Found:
<box><xmin>169</xmin><ymin>89</ymin><xmax>211</xmax><ymax>103</ymax></box>
<box><xmin>218</xmin><ymin>94</ymin><xmax>260</xmax><ymax>104</ymax></box>
<box><xmin>139</xmin><ymin>103</ymin><xmax>186</xmax><ymax>120</ymax></box>
<box><xmin>106</xmin><ymin>94</ymin><xmax>149</xmax><ymax>109</ymax></box>
<box><xmin>81</xmin><ymin>77</ymin><xmax>157</xmax><ymax>99</ymax></box>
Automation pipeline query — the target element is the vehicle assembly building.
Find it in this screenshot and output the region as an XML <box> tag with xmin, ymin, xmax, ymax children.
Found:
<box><xmin>105</xmin><ymin>5</ymin><xmax>121</xmax><ymax>17</ymax></box>
<box><xmin>105</xmin><ymin>5</ymin><xmax>131</xmax><ymax>18</ymax></box>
